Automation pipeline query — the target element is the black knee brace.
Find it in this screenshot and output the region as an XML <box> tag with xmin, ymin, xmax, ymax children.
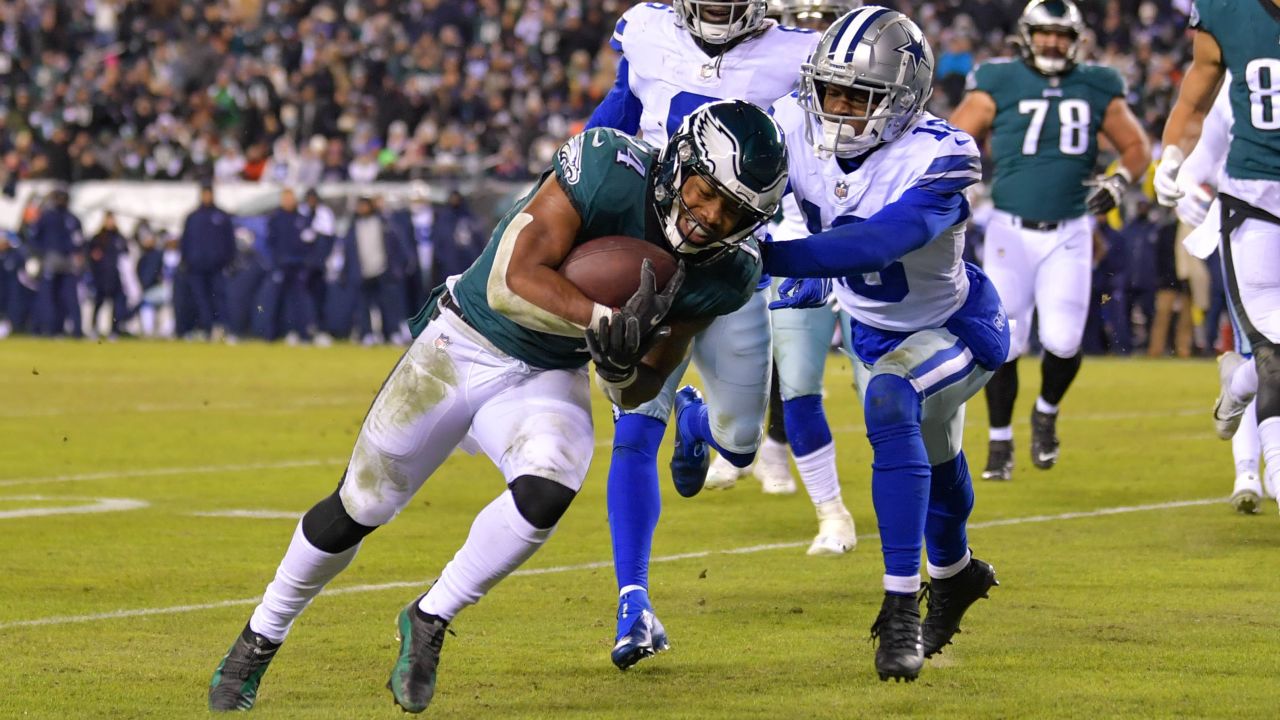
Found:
<box><xmin>1254</xmin><ymin>341</ymin><xmax>1280</xmax><ymax>422</ymax></box>
<box><xmin>509</xmin><ymin>475</ymin><xmax>577</xmax><ymax>530</ymax></box>
<box><xmin>301</xmin><ymin>477</ymin><xmax>378</xmax><ymax>554</ymax></box>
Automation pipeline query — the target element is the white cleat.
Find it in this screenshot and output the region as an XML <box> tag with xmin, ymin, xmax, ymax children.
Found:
<box><xmin>753</xmin><ymin>438</ymin><xmax>797</xmax><ymax>495</ymax></box>
<box><xmin>1231</xmin><ymin>472</ymin><xmax>1264</xmax><ymax>515</ymax></box>
<box><xmin>704</xmin><ymin>453</ymin><xmax>745</xmax><ymax>490</ymax></box>
<box><xmin>807</xmin><ymin>499</ymin><xmax>857</xmax><ymax>556</ymax></box>
<box><xmin>1213</xmin><ymin>352</ymin><xmax>1251</xmax><ymax>440</ymax></box>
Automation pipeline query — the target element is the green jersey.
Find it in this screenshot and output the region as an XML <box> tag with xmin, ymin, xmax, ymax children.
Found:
<box><xmin>409</xmin><ymin>127</ymin><xmax>761</xmax><ymax>370</ymax></box>
<box><xmin>970</xmin><ymin>58</ymin><xmax>1126</xmax><ymax>221</ymax></box>
<box><xmin>1191</xmin><ymin>0</ymin><xmax>1280</xmax><ymax>182</ymax></box>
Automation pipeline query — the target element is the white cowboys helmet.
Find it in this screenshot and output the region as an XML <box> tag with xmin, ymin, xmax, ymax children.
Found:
<box><xmin>1017</xmin><ymin>0</ymin><xmax>1085</xmax><ymax>76</ymax></box>
<box><xmin>798</xmin><ymin>6</ymin><xmax>934</xmax><ymax>157</ymax></box>
<box><xmin>673</xmin><ymin>0</ymin><xmax>769</xmax><ymax>45</ymax></box>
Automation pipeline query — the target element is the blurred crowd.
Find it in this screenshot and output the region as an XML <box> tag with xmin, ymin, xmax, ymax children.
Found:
<box><xmin>0</xmin><ymin>0</ymin><xmax>1217</xmax><ymax>352</ymax></box>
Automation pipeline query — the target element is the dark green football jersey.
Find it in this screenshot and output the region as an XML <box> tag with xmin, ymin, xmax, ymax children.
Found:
<box><xmin>409</xmin><ymin>127</ymin><xmax>761</xmax><ymax>370</ymax></box>
<box><xmin>1191</xmin><ymin>0</ymin><xmax>1280</xmax><ymax>182</ymax></box>
<box><xmin>970</xmin><ymin>58</ymin><xmax>1126</xmax><ymax>221</ymax></box>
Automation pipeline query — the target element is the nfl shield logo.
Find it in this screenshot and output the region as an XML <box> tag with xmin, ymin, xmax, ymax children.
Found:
<box><xmin>834</xmin><ymin>180</ymin><xmax>849</xmax><ymax>199</ymax></box>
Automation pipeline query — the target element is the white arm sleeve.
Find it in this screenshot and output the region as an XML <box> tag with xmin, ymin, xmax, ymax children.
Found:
<box><xmin>1178</xmin><ymin>73</ymin><xmax>1233</xmax><ymax>189</ymax></box>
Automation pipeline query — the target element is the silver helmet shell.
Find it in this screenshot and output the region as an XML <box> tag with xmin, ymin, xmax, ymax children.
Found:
<box><xmin>1017</xmin><ymin>0</ymin><xmax>1085</xmax><ymax>76</ymax></box>
<box><xmin>767</xmin><ymin>0</ymin><xmax>863</xmax><ymax>27</ymax></box>
<box><xmin>673</xmin><ymin>0</ymin><xmax>769</xmax><ymax>45</ymax></box>
<box><xmin>798</xmin><ymin>6</ymin><xmax>933</xmax><ymax>158</ymax></box>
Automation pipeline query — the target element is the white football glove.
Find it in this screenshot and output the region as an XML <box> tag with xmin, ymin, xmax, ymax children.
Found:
<box><xmin>1154</xmin><ymin>145</ymin><xmax>1185</xmax><ymax>207</ymax></box>
<box><xmin>1175</xmin><ymin>183</ymin><xmax>1215</xmax><ymax>228</ymax></box>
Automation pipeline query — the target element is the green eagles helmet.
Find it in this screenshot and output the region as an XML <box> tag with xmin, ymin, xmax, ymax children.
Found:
<box><xmin>653</xmin><ymin>99</ymin><xmax>789</xmax><ymax>263</ymax></box>
<box><xmin>1017</xmin><ymin>0</ymin><xmax>1085</xmax><ymax>76</ymax></box>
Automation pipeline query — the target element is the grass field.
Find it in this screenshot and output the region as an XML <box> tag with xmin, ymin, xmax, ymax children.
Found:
<box><xmin>2</xmin><ymin>338</ymin><xmax>1278</xmax><ymax>719</ymax></box>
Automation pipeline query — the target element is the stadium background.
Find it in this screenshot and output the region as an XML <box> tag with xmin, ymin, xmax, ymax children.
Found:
<box><xmin>0</xmin><ymin>0</ymin><xmax>1210</xmax><ymax>355</ymax></box>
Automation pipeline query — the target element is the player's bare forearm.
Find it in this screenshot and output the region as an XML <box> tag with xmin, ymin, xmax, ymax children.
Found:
<box><xmin>614</xmin><ymin>319</ymin><xmax>707</xmax><ymax>408</ymax></box>
<box><xmin>948</xmin><ymin>91</ymin><xmax>995</xmax><ymax>142</ymax></box>
<box><xmin>488</xmin><ymin>178</ymin><xmax>607</xmax><ymax>336</ymax></box>
<box><xmin>1103</xmin><ymin>99</ymin><xmax>1152</xmax><ymax>181</ymax></box>
<box><xmin>1162</xmin><ymin>31</ymin><xmax>1225</xmax><ymax>154</ymax></box>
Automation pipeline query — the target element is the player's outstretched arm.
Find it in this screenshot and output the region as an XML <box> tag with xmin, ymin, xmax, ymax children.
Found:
<box><xmin>487</xmin><ymin>177</ymin><xmax>612</xmax><ymax>336</ymax></box>
<box><xmin>760</xmin><ymin>187</ymin><xmax>966</xmax><ymax>279</ymax></box>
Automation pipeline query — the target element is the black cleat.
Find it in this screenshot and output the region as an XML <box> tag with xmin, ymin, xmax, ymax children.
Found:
<box><xmin>981</xmin><ymin>439</ymin><xmax>1014</xmax><ymax>481</ymax></box>
<box><xmin>1030</xmin><ymin>409</ymin><xmax>1060</xmax><ymax>469</ymax></box>
<box><xmin>387</xmin><ymin>597</ymin><xmax>450</xmax><ymax>714</ymax></box>
<box><xmin>209</xmin><ymin>623</ymin><xmax>281</xmax><ymax>712</ymax></box>
<box><xmin>921</xmin><ymin>556</ymin><xmax>998</xmax><ymax>657</ymax></box>
<box><xmin>871</xmin><ymin>592</ymin><xmax>923</xmax><ymax>682</ymax></box>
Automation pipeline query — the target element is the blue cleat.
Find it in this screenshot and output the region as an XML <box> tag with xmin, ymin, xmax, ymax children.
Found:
<box><xmin>671</xmin><ymin>386</ymin><xmax>710</xmax><ymax>498</ymax></box>
<box><xmin>611</xmin><ymin>589</ymin><xmax>670</xmax><ymax>670</ymax></box>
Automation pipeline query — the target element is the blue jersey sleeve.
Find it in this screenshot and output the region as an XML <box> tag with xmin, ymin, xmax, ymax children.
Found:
<box><xmin>585</xmin><ymin>57</ymin><xmax>642</xmax><ymax>134</ymax></box>
<box><xmin>760</xmin><ymin>186</ymin><xmax>968</xmax><ymax>278</ymax></box>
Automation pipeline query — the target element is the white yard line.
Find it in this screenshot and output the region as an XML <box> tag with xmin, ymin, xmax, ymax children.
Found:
<box><xmin>0</xmin><ymin>396</ymin><xmax>367</xmax><ymax>418</ymax></box>
<box><xmin>0</xmin><ymin>459</ymin><xmax>346</xmax><ymax>488</ymax></box>
<box><xmin>0</xmin><ymin>495</ymin><xmax>1225</xmax><ymax>631</ymax></box>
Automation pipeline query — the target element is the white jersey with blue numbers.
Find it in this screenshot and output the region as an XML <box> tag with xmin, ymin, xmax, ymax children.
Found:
<box><xmin>772</xmin><ymin>94</ymin><xmax>982</xmax><ymax>332</ymax></box>
<box><xmin>611</xmin><ymin>2</ymin><xmax>818</xmax><ymax>146</ymax></box>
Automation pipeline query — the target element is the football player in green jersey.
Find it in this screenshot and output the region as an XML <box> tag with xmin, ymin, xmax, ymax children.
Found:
<box><xmin>950</xmin><ymin>0</ymin><xmax>1149</xmax><ymax>481</ymax></box>
<box><xmin>1156</xmin><ymin>0</ymin><xmax>1280</xmax><ymax>518</ymax></box>
<box><xmin>207</xmin><ymin>100</ymin><xmax>788</xmax><ymax>714</ymax></box>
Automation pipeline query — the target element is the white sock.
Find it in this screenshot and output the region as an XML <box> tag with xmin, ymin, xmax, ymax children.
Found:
<box><xmin>618</xmin><ymin>584</ymin><xmax>646</xmax><ymax>598</ymax></box>
<box><xmin>1259</xmin><ymin>417</ymin><xmax>1280</xmax><ymax>504</ymax></box>
<box><xmin>1035</xmin><ymin>397</ymin><xmax>1058</xmax><ymax>415</ymax></box>
<box><xmin>927</xmin><ymin>548</ymin><xmax>972</xmax><ymax>580</ymax></box>
<box><xmin>140</xmin><ymin>306</ymin><xmax>156</xmax><ymax>337</ymax></box>
<box><xmin>1230</xmin><ymin>359</ymin><xmax>1259</xmax><ymax>403</ymax></box>
<box><xmin>1233</xmin><ymin>399</ymin><xmax>1260</xmax><ymax>478</ymax></box>
<box><xmin>884</xmin><ymin>573</ymin><xmax>921</xmax><ymax>595</ymax></box>
<box><xmin>989</xmin><ymin>426</ymin><xmax>1013</xmax><ymax>442</ymax></box>
<box><xmin>759</xmin><ymin>435</ymin><xmax>788</xmax><ymax>466</ymax></box>
<box><xmin>249</xmin><ymin>521</ymin><xmax>361</xmax><ymax>644</ymax></box>
<box><xmin>420</xmin><ymin>491</ymin><xmax>553</xmax><ymax>621</ymax></box>
<box><xmin>794</xmin><ymin>442</ymin><xmax>841</xmax><ymax>505</ymax></box>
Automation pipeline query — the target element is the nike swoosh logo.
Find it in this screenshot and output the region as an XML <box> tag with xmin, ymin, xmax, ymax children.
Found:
<box><xmin>592</xmin><ymin>134</ymin><xmax>606</xmax><ymax>147</ymax></box>
<box><xmin>954</xmin><ymin>137</ymin><xmax>971</xmax><ymax>146</ymax></box>
<box><xmin>1036</xmin><ymin>451</ymin><xmax>1058</xmax><ymax>463</ymax></box>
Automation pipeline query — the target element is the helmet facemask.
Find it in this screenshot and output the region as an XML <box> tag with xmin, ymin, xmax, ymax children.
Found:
<box><xmin>653</xmin><ymin>102</ymin><xmax>788</xmax><ymax>265</ymax></box>
<box><xmin>1017</xmin><ymin>0</ymin><xmax>1085</xmax><ymax>76</ymax></box>
<box><xmin>674</xmin><ymin>0</ymin><xmax>769</xmax><ymax>45</ymax></box>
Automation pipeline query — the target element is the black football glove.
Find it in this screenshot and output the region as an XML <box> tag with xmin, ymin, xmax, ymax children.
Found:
<box><xmin>1084</xmin><ymin>171</ymin><xmax>1131</xmax><ymax>215</ymax></box>
<box><xmin>584</xmin><ymin>259</ymin><xmax>685</xmax><ymax>383</ymax></box>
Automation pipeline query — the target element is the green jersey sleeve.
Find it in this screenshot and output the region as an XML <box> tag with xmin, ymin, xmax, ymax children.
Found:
<box><xmin>553</xmin><ymin>127</ymin><xmax>655</xmax><ymax>240</ymax></box>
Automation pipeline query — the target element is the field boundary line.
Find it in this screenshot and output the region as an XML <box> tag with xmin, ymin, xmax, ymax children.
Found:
<box><xmin>0</xmin><ymin>459</ymin><xmax>347</xmax><ymax>488</ymax></box>
<box><xmin>0</xmin><ymin>495</ymin><xmax>1225</xmax><ymax>631</ymax></box>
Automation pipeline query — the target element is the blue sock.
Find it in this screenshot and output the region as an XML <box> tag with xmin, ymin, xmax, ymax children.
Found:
<box><xmin>924</xmin><ymin>452</ymin><xmax>974</xmax><ymax>568</ymax></box>
<box><xmin>782</xmin><ymin>394</ymin><xmax>833</xmax><ymax>456</ymax></box>
<box><xmin>864</xmin><ymin>375</ymin><xmax>931</xmax><ymax>579</ymax></box>
<box><xmin>607</xmin><ymin>413</ymin><xmax>667</xmax><ymax>593</ymax></box>
<box><xmin>675</xmin><ymin>398</ymin><xmax>755</xmax><ymax>468</ymax></box>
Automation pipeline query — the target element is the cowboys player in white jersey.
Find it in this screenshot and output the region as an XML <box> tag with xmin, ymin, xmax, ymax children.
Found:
<box><xmin>765</xmin><ymin>6</ymin><xmax>1009</xmax><ymax>682</ymax></box>
<box><xmin>949</xmin><ymin>0</ymin><xmax>1150</xmax><ymax>481</ymax></box>
<box><xmin>587</xmin><ymin>0</ymin><xmax>853</xmax><ymax>671</ymax></box>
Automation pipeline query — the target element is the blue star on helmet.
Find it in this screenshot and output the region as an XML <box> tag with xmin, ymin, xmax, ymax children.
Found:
<box><xmin>896</xmin><ymin>34</ymin><xmax>926</xmax><ymax>71</ymax></box>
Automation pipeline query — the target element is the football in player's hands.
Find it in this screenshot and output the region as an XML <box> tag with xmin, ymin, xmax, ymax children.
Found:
<box><xmin>559</xmin><ymin>236</ymin><xmax>679</xmax><ymax>307</ymax></box>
